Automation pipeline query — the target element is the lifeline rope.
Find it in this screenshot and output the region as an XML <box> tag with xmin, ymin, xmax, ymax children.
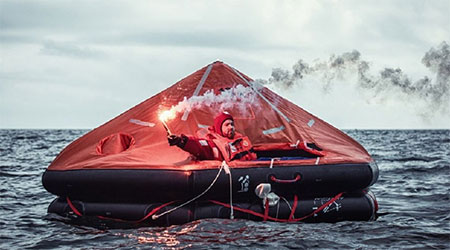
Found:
<box><xmin>151</xmin><ymin>162</ymin><xmax>225</xmax><ymax>220</ymax></box>
<box><xmin>65</xmin><ymin>162</ymin><xmax>230</xmax><ymax>223</ymax></box>
<box><xmin>65</xmin><ymin>164</ymin><xmax>343</xmax><ymax>223</ymax></box>
<box><xmin>223</xmin><ymin>161</ymin><xmax>234</xmax><ymax>219</ymax></box>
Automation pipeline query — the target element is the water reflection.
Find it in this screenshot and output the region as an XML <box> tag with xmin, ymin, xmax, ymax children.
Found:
<box><xmin>117</xmin><ymin>221</ymin><xmax>199</xmax><ymax>248</ymax></box>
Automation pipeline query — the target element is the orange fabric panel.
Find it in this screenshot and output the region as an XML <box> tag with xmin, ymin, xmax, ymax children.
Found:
<box><xmin>48</xmin><ymin>61</ymin><xmax>373</xmax><ymax>171</ymax></box>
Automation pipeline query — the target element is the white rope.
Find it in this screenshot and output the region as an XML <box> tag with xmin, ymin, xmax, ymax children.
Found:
<box><xmin>152</xmin><ymin>163</ymin><xmax>224</xmax><ymax>220</ymax></box>
<box><xmin>222</xmin><ymin>161</ymin><xmax>234</xmax><ymax>219</ymax></box>
<box><xmin>269</xmin><ymin>158</ymin><xmax>281</xmax><ymax>168</ymax></box>
<box><xmin>275</xmin><ymin>201</ymin><xmax>280</xmax><ymax>219</ymax></box>
<box><xmin>281</xmin><ymin>196</ymin><xmax>295</xmax><ymax>219</ymax></box>
<box><xmin>228</xmin><ymin>168</ymin><xmax>234</xmax><ymax>219</ymax></box>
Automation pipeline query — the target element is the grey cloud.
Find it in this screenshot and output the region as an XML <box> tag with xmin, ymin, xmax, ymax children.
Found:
<box><xmin>0</xmin><ymin>0</ymin><xmax>123</xmax><ymax>31</ymax></box>
<box><xmin>0</xmin><ymin>33</ymin><xmax>40</xmax><ymax>44</ymax></box>
<box><xmin>1</xmin><ymin>29</ymin><xmax>281</xmax><ymax>51</ymax></box>
<box><xmin>106</xmin><ymin>31</ymin><xmax>269</xmax><ymax>49</ymax></box>
<box><xmin>40</xmin><ymin>40</ymin><xmax>106</xmax><ymax>59</ymax></box>
<box><xmin>0</xmin><ymin>1</ymin><xmax>292</xmax><ymax>51</ymax></box>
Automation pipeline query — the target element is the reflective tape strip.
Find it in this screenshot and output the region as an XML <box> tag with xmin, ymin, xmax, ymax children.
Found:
<box><xmin>197</xmin><ymin>124</ymin><xmax>209</xmax><ymax>129</ymax></box>
<box><xmin>182</xmin><ymin>64</ymin><xmax>214</xmax><ymax>121</ymax></box>
<box><xmin>315</xmin><ymin>157</ymin><xmax>320</xmax><ymax>165</ymax></box>
<box><xmin>231</xmin><ymin>67</ymin><xmax>291</xmax><ymax>123</ymax></box>
<box><xmin>129</xmin><ymin>119</ymin><xmax>155</xmax><ymax>127</ymax></box>
<box><xmin>308</xmin><ymin>119</ymin><xmax>315</xmax><ymax>127</ymax></box>
<box><xmin>263</xmin><ymin>125</ymin><xmax>285</xmax><ymax>135</ymax></box>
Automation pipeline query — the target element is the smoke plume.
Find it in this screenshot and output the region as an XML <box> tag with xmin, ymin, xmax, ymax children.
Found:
<box><xmin>160</xmin><ymin>84</ymin><xmax>260</xmax><ymax>120</ymax></box>
<box><xmin>261</xmin><ymin>41</ymin><xmax>450</xmax><ymax>118</ymax></box>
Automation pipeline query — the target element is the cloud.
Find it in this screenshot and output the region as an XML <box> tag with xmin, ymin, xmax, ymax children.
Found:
<box><xmin>40</xmin><ymin>40</ymin><xmax>106</xmax><ymax>58</ymax></box>
<box><xmin>1</xmin><ymin>0</ymin><xmax>450</xmax><ymax>129</ymax></box>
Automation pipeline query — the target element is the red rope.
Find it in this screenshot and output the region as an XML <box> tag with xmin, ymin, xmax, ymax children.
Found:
<box><xmin>66</xmin><ymin>197</ymin><xmax>82</xmax><ymax>216</ymax></box>
<box><xmin>65</xmin><ymin>197</ymin><xmax>175</xmax><ymax>223</ymax></box>
<box><xmin>290</xmin><ymin>192</ymin><xmax>343</xmax><ymax>222</ymax></box>
<box><xmin>66</xmin><ymin>192</ymin><xmax>344</xmax><ymax>224</ymax></box>
<box><xmin>96</xmin><ymin>201</ymin><xmax>176</xmax><ymax>223</ymax></box>
<box><xmin>263</xmin><ymin>199</ymin><xmax>269</xmax><ymax>221</ymax></box>
<box><xmin>135</xmin><ymin>201</ymin><xmax>176</xmax><ymax>223</ymax></box>
<box><xmin>210</xmin><ymin>199</ymin><xmax>287</xmax><ymax>222</ymax></box>
<box><xmin>210</xmin><ymin>192</ymin><xmax>344</xmax><ymax>223</ymax></box>
<box><xmin>288</xmin><ymin>195</ymin><xmax>298</xmax><ymax>221</ymax></box>
<box><xmin>97</xmin><ymin>200</ymin><xmax>176</xmax><ymax>223</ymax></box>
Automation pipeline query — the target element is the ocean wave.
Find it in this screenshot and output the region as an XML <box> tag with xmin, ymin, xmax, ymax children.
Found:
<box><xmin>385</xmin><ymin>156</ymin><xmax>442</xmax><ymax>162</ymax></box>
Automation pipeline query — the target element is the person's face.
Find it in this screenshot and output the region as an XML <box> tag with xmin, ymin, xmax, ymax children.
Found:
<box><xmin>221</xmin><ymin>119</ymin><xmax>235</xmax><ymax>139</ymax></box>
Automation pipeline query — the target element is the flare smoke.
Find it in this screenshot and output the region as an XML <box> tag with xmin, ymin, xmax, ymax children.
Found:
<box><xmin>262</xmin><ymin>42</ymin><xmax>450</xmax><ymax>117</ymax></box>
<box><xmin>160</xmin><ymin>84</ymin><xmax>259</xmax><ymax>120</ymax></box>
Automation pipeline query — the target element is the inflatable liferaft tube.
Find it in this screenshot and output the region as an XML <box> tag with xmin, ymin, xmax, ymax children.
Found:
<box><xmin>48</xmin><ymin>190</ymin><xmax>378</xmax><ymax>226</ymax></box>
<box><xmin>42</xmin><ymin>161</ymin><xmax>378</xmax><ymax>203</ymax></box>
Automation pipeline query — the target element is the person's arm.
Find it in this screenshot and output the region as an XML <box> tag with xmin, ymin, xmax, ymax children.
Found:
<box><xmin>168</xmin><ymin>134</ymin><xmax>216</xmax><ymax>160</ymax></box>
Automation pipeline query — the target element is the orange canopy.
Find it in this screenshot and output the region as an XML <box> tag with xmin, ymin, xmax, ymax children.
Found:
<box><xmin>48</xmin><ymin>61</ymin><xmax>372</xmax><ymax>171</ymax></box>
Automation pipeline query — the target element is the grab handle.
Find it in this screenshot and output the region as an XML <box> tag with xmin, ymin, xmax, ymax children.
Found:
<box><xmin>269</xmin><ymin>174</ymin><xmax>301</xmax><ymax>183</ymax></box>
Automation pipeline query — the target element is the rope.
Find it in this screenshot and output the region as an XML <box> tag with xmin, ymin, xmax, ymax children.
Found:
<box><xmin>210</xmin><ymin>199</ymin><xmax>286</xmax><ymax>222</ymax></box>
<box><xmin>66</xmin><ymin>197</ymin><xmax>82</xmax><ymax>216</ymax></box>
<box><xmin>275</xmin><ymin>201</ymin><xmax>280</xmax><ymax>219</ymax></box>
<box><xmin>152</xmin><ymin>162</ymin><xmax>225</xmax><ymax>220</ymax></box>
<box><xmin>227</xmin><ymin>164</ymin><xmax>234</xmax><ymax>219</ymax></box>
<box><xmin>288</xmin><ymin>195</ymin><xmax>298</xmax><ymax>221</ymax></box>
<box><xmin>210</xmin><ymin>192</ymin><xmax>344</xmax><ymax>223</ymax></box>
<box><xmin>65</xmin><ymin>196</ymin><xmax>175</xmax><ymax>223</ymax></box>
<box><xmin>97</xmin><ymin>201</ymin><xmax>175</xmax><ymax>223</ymax></box>
<box><xmin>290</xmin><ymin>192</ymin><xmax>343</xmax><ymax>222</ymax></box>
<box><xmin>281</xmin><ymin>196</ymin><xmax>293</xmax><ymax>212</ymax></box>
<box><xmin>263</xmin><ymin>199</ymin><xmax>269</xmax><ymax>221</ymax></box>
<box><xmin>65</xmin><ymin>162</ymin><xmax>228</xmax><ymax>223</ymax></box>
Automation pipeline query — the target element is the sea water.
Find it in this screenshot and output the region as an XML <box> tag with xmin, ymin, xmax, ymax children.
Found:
<box><xmin>0</xmin><ymin>129</ymin><xmax>449</xmax><ymax>249</ymax></box>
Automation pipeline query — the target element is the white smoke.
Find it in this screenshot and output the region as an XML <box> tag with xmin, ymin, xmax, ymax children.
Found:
<box><xmin>161</xmin><ymin>84</ymin><xmax>260</xmax><ymax>119</ymax></box>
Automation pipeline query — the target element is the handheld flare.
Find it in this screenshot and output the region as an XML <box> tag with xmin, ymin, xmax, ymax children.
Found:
<box><xmin>159</xmin><ymin>109</ymin><xmax>175</xmax><ymax>135</ymax></box>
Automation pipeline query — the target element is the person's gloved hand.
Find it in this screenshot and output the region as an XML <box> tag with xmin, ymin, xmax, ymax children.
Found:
<box><xmin>168</xmin><ymin>135</ymin><xmax>181</xmax><ymax>146</ymax></box>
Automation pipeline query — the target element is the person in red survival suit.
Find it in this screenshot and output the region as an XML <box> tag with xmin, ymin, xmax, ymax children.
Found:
<box><xmin>167</xmin><ymin>112</ymin><xmax>257</xmax><ymax>161</ymax></box>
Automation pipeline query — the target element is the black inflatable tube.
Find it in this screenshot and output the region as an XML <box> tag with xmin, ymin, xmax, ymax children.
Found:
<box><xmin>48</xmin><ymin>190</ymin><xmax>377</xmax><ymax>226</ymax></box>
<box><xmin>42</xmin><ymin>163</ymin><xmax>378</xmax><ymax>203</ymax></box>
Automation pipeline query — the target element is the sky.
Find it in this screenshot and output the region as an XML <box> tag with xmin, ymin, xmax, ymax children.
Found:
<box><xmin>1</xmin><ymin>0</ymin><xmax>449</xmax><ymax>129</ymax></box>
